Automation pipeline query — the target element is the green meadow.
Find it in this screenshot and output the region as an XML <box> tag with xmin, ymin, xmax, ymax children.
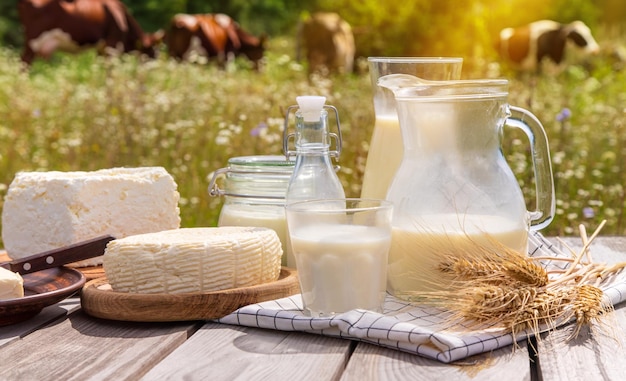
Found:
<box><xmin>0</xmin><ymin>37</ymin><xmax>625</xmax><ymax>243</ymax></box>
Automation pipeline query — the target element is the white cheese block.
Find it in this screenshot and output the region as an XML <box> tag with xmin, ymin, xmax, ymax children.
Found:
<box><xmin>2</xmin><ymin>167</ymin><xmax>181</xmax><ymax>267</ymax></box>
<box><xmin>0</xmin><ymin>267</ymin><xmax>24</xmax><ymax>300</ymax></box>
<box><xmin>103</xmin><ymin>227</ymin><xmax>283</xmax><ymax>294</ymax></box>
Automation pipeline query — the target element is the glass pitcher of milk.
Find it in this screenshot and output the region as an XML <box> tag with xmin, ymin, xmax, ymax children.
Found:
<box><xmin>360</xmin><ymin>57</ymin><xmax>463</xmax><ymax>200</ymax></box>
<box><xmin>378</xmin><ymin>74</ymin><xmax>555</xmax><ymax>300</ymax></box>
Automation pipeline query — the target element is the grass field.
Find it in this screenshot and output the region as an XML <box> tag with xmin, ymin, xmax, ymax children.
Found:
<box><xmin>0</xmin><ymin>37</ymin><xmax>624</xmax><ymax>243</ymax></box>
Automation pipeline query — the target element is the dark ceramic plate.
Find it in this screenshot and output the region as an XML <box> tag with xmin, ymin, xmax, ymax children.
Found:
<box><xmin>0</xmin><ymin>267</ymin><xmax>85</xmax><ymax>326</ymax></box>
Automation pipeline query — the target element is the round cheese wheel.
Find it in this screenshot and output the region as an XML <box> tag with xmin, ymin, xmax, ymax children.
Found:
<box><xmin>103</xmin><ymin>227</ymin><xmax>283</xmax><ymax>294</ymax></box>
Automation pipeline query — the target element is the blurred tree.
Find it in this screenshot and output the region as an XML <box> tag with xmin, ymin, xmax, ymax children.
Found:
<box><xmin>123</xmin><ymin>0</ymin><xmax>187</xmax><ymax>32</ymax></box>
<box><xmin>2</xmin><ymin>0</ymin><xmax>621</xmax><ymax>55</ymax></box>
<box><xmin>0</xmin><ymin>0</ymin><xmax>315</xmax><ymax>49</ymax></box>
<box><xmin>314</xmin><ymin>0</ymin><xmax>610</xmax><ymax>61</ymax></box>
<box><xmin>125</xmin><ymin>0</ymin><xmax>311</xmax><ymax>36</ymax></box>
<box><xmin>548</xmin><ymin>0</ymin><xmax>601</xmax><ymax>27</ymax></box>
<box><xmin>225</xmin><ymin>0</ymin><xmax>308</xmax><ymax>35</ymax></box>
<box><xmin>314</xmin><ymin>0</ymin><xmax>482</xmax><ymax>57</ymax></box>
<box><xmin>599</xmin><ymin>0</ymin><xmax>626</xmax><ymax>26</ymax></box>
<box><xmin>0</xmin><ymin>1</ymin><xmax>22</xmax><ymax>48</ymax></box>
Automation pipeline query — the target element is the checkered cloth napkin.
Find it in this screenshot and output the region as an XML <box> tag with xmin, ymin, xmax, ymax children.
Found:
<box><xmin>218</xmin><ymin>232</ymin><xmax>626</xmax><ymax>363</ymax></box>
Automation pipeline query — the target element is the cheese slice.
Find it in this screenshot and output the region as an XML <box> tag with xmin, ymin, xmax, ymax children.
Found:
<box><xmin>0</xmin><ymin>267</ymin><xmax>24</xmax><ymax>300</ymax></box>
<box><xmin>1</xmin><ymin>167</ymin><xmax>181</xmax><ymax>267</ymax></box>
<box><xmin>103</xmin><ymin>227</ymin><xmax>283</xmax><ymax>294</ymax></box>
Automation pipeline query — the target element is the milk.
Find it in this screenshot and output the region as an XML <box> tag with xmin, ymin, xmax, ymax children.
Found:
<box><xmin>218</xmin><ymin>204</ymin><xmax>292</xmax><ymax>266</ymax></box>
<box><xmin>290</xmin><ymin>224</ymin><xmax>391</xmax><ymax>316</ymax></box>
<box><xmin>360</xmin><ymin>116</ymin><xmax>402</xmax><ymax>200</ymax></box>
<box><xmin>387</xmin><ymin>214</ymin><xmax>529</xmax><ymax>299</ymax></box>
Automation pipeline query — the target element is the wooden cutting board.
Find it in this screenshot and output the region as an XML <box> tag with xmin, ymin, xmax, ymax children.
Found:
<box><xmin>80</xmin><ymin>267</ymin><xmax>300</xmax><ymax>322</ymax></box>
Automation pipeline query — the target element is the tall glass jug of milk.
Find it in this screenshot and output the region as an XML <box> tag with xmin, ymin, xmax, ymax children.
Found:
<box><xmin>378</xmin><ymin>74</ymin><xmax>555</xmax><ymax>300</ymax></box>
<box><xmin>360</xmin><ymin>57</ymin><xmax>463</xmax><ymax>200</ymax></box>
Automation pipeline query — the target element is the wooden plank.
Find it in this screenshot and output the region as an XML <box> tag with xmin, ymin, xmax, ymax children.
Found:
<box><xmin>527</xmin><ymin>236</ymin><xmax>626</xmax><ymax>381</ymax></box>
<box><xmin>0</xmin><ymin>297</ymin><xmax>81</xmax><ymax>349</ymax></box>
<box><xmin>341</xmin><ymin>340</ymin><xmax>531</xmax><ymax>381</ymax></box>
<box><xmin>141</xmin><ymin>322</ymin><xmax>353</xmax><ymax>381</ymax></box>
<box><xmin>536</xmin><ymin>236</ymin><xmax>626</xmax><ymax>380</ymax></box>
<box><xmin>0</xmin><ymin>310</ymin><xmax>201</xmax><ymax>380</ymax></box>
<box><xmin>537</xmin><ymin>302</ymin><xmax>626</xmax><ymax>381</ymax></box>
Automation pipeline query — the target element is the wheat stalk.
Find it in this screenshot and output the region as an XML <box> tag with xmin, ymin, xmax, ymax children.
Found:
<box><xmin>406</xmin><ymin>220</ymin><xmax>624</xmax><ymax>342</ymax></box>
<box><xmin>438</xmin><ymin>239</ymin><xmax>549</xmax><ymax>288</ymax></box>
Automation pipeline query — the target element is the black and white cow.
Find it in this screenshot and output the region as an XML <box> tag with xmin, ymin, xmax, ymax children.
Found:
<box><xmin>497</xmin><ymin>20</ymin><xmax>600</xmax><ymax>71</ymax></box>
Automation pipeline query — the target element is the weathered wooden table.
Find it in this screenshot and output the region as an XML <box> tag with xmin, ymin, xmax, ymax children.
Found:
<box><xmin>1</xmin><ymin>237</ymin><xmax>626</xmax><ymax>381</ymax></box>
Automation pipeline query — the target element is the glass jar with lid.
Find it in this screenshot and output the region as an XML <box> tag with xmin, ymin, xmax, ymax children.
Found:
<box><xmin>208</xmin><ymin>155</ymin><xmax>295</xmax><ymax>266</ymax></box>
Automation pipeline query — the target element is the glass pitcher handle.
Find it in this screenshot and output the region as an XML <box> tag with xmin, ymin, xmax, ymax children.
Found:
<box><xmin>505</xmin><ymin>106</ymin><xmax>555</xmax><ymax>230</ymax></box>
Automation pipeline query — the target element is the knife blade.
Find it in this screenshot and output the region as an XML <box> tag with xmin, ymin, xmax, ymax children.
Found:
<box><xmin>0</xmin><ymin>235</ymin><xmax>115</xmax><ymax>275</ymax></box>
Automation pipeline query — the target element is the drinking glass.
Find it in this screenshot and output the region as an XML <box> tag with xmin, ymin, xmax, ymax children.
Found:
<box><xmin>286</xmin><ymin>198</ymin><xmax>393</xmax><ymax>317</ymax></box>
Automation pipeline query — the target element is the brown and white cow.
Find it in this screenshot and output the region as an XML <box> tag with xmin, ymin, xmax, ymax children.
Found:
<box><xmin>497</xmin><ymin>20</ymin><xmax>600</xmax><ymax>71</ymax></box>
<box><xmin>296</xmin><ymin>12</ymin><xmax>355</xmax><ymax>75</ymax></box>
<box><xmin>166</xmin><ymin>13</ymin><xmax>266</xmax><ymax>69</ymax></box>
<box><xmin>18</xmin><ymin>0</ymin><xmax>163</xmax><ymax>65</ymax></box>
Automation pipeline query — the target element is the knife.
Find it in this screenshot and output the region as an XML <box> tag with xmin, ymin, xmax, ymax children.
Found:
<box><xmin>0</xmin><ymin>235</ymin><xmax>115</xmax><ymax>275</ymax></box>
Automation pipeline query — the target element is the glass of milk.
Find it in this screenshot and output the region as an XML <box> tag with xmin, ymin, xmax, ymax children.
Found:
<box><xmin>286</xmin><ymin>198</ymin><xmax>393</xmax><ymax>317</ymax></box>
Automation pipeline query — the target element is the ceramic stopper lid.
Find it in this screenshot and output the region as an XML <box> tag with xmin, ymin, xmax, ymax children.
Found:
<box><xmin>296</xmin><ymin>96</ymin><xmax>326</xmax><ymax>122</ymax></box>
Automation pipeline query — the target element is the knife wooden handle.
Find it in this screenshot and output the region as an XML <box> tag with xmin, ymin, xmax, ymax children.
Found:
<box><xmin>4</xmin><ymin>235</ymin><xmax>115</xmax><ymax>275</ymax></box>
